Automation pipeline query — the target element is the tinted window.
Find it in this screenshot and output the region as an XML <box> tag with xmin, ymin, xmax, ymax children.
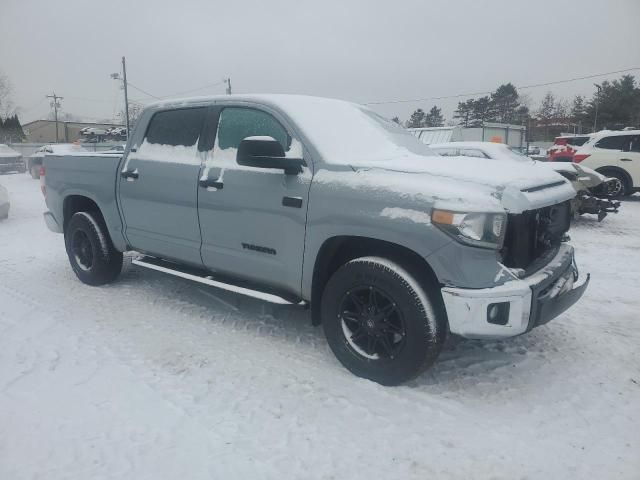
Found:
<box><xmin>459</xmin><ymin>148</ymin><xmax>489</xmax><ymax>158</ymax></box>
<box><xmin>432</xmin><ymin>147</ymin><xmax>458</xmax><ymax>157</ymax></box>
<box><xmin>145</xmin><ymin>108</ymin><xmax>205</xmax><ymax>147</ymax></box>
<box><xmin>567</xmin><ymin>136</ymin><xmax>589</xmax><ymax>147</ymax></box>
<box><xmin>630</xmin><ymin>135</ymin><xmax>640</xmax><ymax>153</ymax></box>
<box><xmin>216</xmin><ymin>108</ymin><xmax>291</xmax><ymax>151</ymax></box>
<box><xmin>595</xmin><ymin>135</ymin><xmax>632</xmax><ymax>151</ymax></box>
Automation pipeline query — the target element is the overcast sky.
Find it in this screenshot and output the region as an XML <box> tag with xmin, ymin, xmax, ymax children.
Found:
<box><xmin>1</xmin><ymin>0</ymin><xmax>639</xmax><ymax>124</ymax></box>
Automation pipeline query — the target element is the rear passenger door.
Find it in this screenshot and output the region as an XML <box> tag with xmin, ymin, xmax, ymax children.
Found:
<box><xmin>118</xmin><ymin>107</ymin><xmax>206</xmax><ymax>266</ymax></box>
<box><xmin>593</xmin><ymin>135</ymin><xmax>638</xmax><ymax>187</ymax></box>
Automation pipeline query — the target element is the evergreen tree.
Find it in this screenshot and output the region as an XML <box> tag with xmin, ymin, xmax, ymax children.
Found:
<box><xmin>488</xmin><ymin>83</ymin><xmax>521</xmax><ymax>123</ymax></box>
<box><xmin>406</xmin><ymin>108</ymin><xmax>426</xmax><ymax>128</ymax></box>
<box><xmin>453</xmin><ymin>99</ymin><xmax>474</xmax><ymax>127</ymax></box>
<box><xmin>391</xmin><ymin>116</ymin><xmax>401</xmax><ymax>125</ymax></box>
<box><xmin>470</xmin><ymin>96</ymin><xmax>491</xmax><ymax>127</ymax></box>
<box><xmin>1</xmin><ymin>114</ymin><xmax>26</xmax><ymax>142</ymax></box>
<box><xmin>424</xmin><ymin>106</ymin><xmax>444</xmax><ymax>127</ymax></box>
<box><xmin>584</xmin><ymin>75</ymin><xmax>640</xmax><ymax>130</ymax></box>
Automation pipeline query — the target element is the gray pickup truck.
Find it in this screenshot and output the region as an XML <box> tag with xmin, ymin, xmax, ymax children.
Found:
<box><xmin>43</xmin><ymin>94</ymin><xmax>589</xmax><ymax>385</ymax></box>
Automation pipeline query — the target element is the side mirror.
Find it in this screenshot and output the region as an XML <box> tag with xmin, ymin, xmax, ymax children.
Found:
<box><xmin>237</xmin><ymin>136</ymin><xmax>305</xmax><ymax>175</ymax></box>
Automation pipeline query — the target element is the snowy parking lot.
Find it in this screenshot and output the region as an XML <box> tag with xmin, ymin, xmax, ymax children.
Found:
<box><xmin>0</xmin><ymin>173</ymin><xmax>639</xmax><ymax>479</ymax></box>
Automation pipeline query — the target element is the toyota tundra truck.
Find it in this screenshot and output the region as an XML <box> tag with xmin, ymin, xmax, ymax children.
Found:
<box><xmin>42</xmin><ymin>94</ymin><xmax>589</xmax><ymax>385</ymax></box>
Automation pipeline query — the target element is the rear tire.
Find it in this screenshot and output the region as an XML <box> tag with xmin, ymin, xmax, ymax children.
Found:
<box><xmin>321</xmin><ymin>256</ymin><xmax>444</xmax><ymax>385</ymax></box>
<box><xmin>64</xmin><ymin>212</ymin><xmax>123</xmax><ymax>286</ymax></box>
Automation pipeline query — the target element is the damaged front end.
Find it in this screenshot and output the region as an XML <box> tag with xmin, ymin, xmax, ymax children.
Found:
<box><xmin>576</xmin><ymin>190</ymin><xmax>620</xmax><ymax>221</ymax></box>
<box><xmin>441</xmin><ymin>200</ymin><xmax>589</xmax><ymax>339</ymax></box>
<box><xmin>554</xmin><ymin>166</ymin><xmax>621</xmax><ymax>221</ymax></box>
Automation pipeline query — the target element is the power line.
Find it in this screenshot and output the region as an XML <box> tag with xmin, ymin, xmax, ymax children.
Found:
<box><xmin>126</xmin><ymin>81</ymin><xmax>161</xmax><ymax>99</ymax></box>
<box><xmin>124</xmin><ymin>79</ymin><xmax>228</xmax><ymax>101</ymax></box>
<box><xmin>364</xmin><ymin>66</ymin><xmax>640</xmax><ymax>105</ymax></box>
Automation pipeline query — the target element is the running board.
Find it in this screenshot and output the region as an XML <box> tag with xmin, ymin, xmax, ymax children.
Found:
<box><xmin>132</xmin><ymin>256</ymin><xmax>302</xmax><ymax>306</ymax></box>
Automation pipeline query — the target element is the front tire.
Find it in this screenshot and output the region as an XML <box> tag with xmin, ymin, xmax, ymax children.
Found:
<box><xmin>321</xmin><ymin>256</ymin><xmax>445</xmax><ymax>385</ymax></box>
<box><xmin>64</xmin><ymin>212</ymin><xmax>123</xmax><ymax>286</ymax></box>
<box><xmin>600</xmin><ymin>170</ymin><xmax>630</xmax><ymax>198</ymax></box>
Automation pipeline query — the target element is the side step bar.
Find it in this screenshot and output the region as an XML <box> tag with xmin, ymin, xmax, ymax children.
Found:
<box><xmin>132</xmin><ymin>256</ymin><xmax>302</xmax><ymax>306</ymax></box>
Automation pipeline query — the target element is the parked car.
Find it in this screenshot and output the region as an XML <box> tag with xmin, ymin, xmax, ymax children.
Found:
<box><xmin>0</xmin><ymin>144</ymin><xmax>26</xmax><ymax>174</ymax></box>
<box><xmin>547</xmin><ymin>135</ymin><xmax>591</xmax><ymax>162</ymax></box>
<box><xmin>572</xmin><ymin>130</ymin><xmax>640</xmax><ymax>197</ymax></box>
<box><xmin>0</xmin><ymin>181</ymin><xmax>9</xmax><ymax>219</ymax></box>
<box><xmin>82</xmin><ymin>127</ymin><xmax>109</xmax><ymax>136</ymax></box>
<box><xmin>28</xmin><ymin>143</ymin><xmax>88</xmax><ymax>179</ymax></box>
<box><xmin>430</xmin><ymin>141</ymin><xmax>620</xmax><ymax>220</ymax></box>
<box><xmin>107</xmin><ymin>127</ymin><xmax>127</xmax><ymax>137</ymax></box>
<box><xmin>42</xmin><ymin>94</ymin><xmax>588</xmax><ymax>385</ymax></box>
<box><xmin>527</xmin><ymin>145</ymin><xmax>541</xmax><ymax>156</ymax></box>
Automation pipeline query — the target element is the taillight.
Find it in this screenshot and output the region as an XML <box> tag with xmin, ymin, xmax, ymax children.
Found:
<box><xmin>40</xmin><ymin>166</ymin><xmax>46</xmax><ymax>197</ymax></box>
<box><xmin>573</xmin><ymin>154</ymin><xmax>590</xmax><ymax>163</ymax></box>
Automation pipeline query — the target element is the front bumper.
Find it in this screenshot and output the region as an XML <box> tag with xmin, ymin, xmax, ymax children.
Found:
<box><xmin>441</xmin><ymin>244</ymin><xmax>589</xmax><ymax>339</ymax></box>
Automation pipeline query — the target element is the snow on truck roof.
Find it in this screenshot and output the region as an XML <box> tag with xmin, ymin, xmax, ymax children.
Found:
<box><xmin>149</xmin><ymin>94</ymin><xmax>440</xmax><ymax>165</ymax></box>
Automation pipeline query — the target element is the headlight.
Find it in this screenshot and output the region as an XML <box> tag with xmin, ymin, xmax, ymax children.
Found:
<box><xmin>432</xmin><ymin>209</ymin><xmax>507</xmax><ymax>249</ymax></box>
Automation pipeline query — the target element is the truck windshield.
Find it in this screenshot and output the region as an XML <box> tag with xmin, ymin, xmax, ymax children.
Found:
<box><xmin>280</xmin><ymin>98</ymin><xmax>439</xmax><ymax>165</ymax></box>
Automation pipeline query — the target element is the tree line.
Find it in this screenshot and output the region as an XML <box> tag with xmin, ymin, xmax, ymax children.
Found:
<box><xmin>0</xmin><ymin>115</ymin><xmax>26</xmax><ymax>143</ymax></box>
<box><xmin>399</xmin><ymin>75</ymin><xmax>640</xmax><ymax>140</ymax></box>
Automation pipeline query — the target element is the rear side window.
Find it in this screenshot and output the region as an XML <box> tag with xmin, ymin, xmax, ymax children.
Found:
<box><xmin>145</xmin><ymin>108</ymin><xmax>205</xmax><ymax>147</ymax></box>
<box><xmin>216</xmin><ymin>107</ymin><xmax>291</xmax><ymax>151</ymax></box>
<box><xmin>594</xmin><ymin>135</ymin><xmax>632</xmax><ymax>151</ymax></box>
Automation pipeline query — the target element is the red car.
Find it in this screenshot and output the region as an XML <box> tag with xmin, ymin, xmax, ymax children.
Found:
<box><xmin>547</xmin><ymin>135</ymin><xmax>591</xmax><ymax>162</ymax></box>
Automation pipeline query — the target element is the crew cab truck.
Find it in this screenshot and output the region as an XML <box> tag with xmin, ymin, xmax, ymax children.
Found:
<box><xmin>42</xmin><ymin>94</ymin><xmax>589</xmax><ymax>385</ymax></box>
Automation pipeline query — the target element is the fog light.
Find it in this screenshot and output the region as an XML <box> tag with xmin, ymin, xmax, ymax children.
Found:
<box><xmin>487</xmin><ymin>302</ymin><xmax>510</xmax><ymax>325</ymax></box>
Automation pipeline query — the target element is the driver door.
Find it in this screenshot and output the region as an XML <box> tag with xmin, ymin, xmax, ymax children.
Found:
<box><xmin>197</xmin><ymin>106</ymin><xmax>311</xmax><ymax>296</ymax></box>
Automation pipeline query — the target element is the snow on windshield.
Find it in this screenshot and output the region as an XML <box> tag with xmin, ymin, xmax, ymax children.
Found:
<box><xmin>276</xmin><ymin>97</ymin><xmax>438</xmax><ymax>165</ymax></box>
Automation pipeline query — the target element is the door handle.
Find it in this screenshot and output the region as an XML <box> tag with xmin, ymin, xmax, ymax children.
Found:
<box><xmin>121</xmin><ymin>168</ymin><xmax>139</xmax><ymax>180</ymax></box>
<box><xmin>199</xmin><ymin>178</ymin><xmax>223</xmax><ymax>189</ymax></box>
<box><xmin>621</xmin><ymin>158</ymin><xmax>632</xmax><ymax>162</ymax></box>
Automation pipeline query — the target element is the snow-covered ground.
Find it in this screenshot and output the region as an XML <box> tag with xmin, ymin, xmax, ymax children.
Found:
<box><xmin>1</xmin><ymin>173</ymin><xmax>638</xmax><ymax>479</ymax></box>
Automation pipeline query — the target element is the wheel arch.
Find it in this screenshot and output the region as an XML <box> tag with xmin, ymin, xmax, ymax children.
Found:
<box><xmin>595</xmin><ymin>166</ymin><xmax>633</xmax><ymax>191</ymax></box>
<box><xmin>309</xmin><ymin>235</ymin><xmax>445</xmax><ymax>327</ymax></box>
<box><xmin>63</xmin><ymin>194</ymin><xmax>106</xmax><ymax>232</ymax></box>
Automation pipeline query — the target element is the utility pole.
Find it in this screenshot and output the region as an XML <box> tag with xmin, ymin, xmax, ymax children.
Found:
<box><xmin>111</xmin><ymin>56</ymin><xmax>131</xmax><ymax>139</ymax></box>
<box><xmin>46</xmin><ymin>92</ymin><xmax>63</xmax><ymax>143</ymax></box>
<box><xmin>122</xmin><ymin>57</ymin><xmax>130</xmax><ymax>138</ymax></box>
<box><xmin>593</xmin><ymin>83</ymin><xmax>602</xmax><ymax>133</ymax></box>
<box><xmin>225</xmin><ymin>77</ymin><xmax>232</xmax><ymax>95</ymax></box>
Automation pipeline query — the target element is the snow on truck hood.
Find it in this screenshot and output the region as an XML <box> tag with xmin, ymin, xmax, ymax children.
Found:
<box><xmin>353</xmin><ymin>155</ymin><xmax>576</xmax><ymax>214</ymax></box>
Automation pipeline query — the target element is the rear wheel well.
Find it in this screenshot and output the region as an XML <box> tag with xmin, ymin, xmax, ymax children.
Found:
<box><xmin>310</xmin><ymin>236</ymin><xmax>446</xmax><ymax>327</ymax></box>
<box><xmin>63</xmin><ymin>195</ymin><xmax>104</xmax><ymax>231</ymax></box>
<box><xmin>595</xmin><ymin>166</ymin><xmax>633</xmax><ymax>191</ymax></box>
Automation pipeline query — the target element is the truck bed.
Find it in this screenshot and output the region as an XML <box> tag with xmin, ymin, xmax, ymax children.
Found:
<box><xmin>44</xmin><ymin>153</ymin><xmax>128</xmax><ymax>251</ymax></box>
